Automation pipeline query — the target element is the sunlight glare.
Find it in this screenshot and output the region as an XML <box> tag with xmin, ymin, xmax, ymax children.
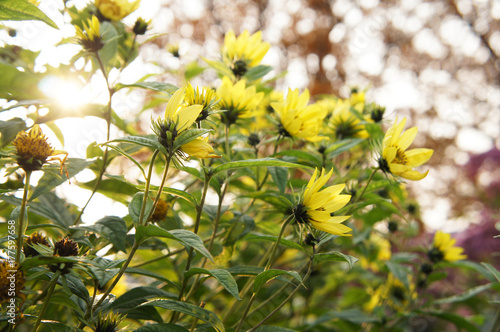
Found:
<box><xmin>39</xmin><ymin>76</ymin><xmax>89</xmax><ymax>110</ymax></box>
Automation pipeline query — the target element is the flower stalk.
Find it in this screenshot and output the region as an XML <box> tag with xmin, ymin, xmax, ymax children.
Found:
<box><xmin>33</xmin><ymin>270</ymin><xmax>61</xmax><ymax>332</ymax></box>
<box><xmin>16</xmin><ymin>171</ymin><xmax>31</xmax><ymax>263</ymax></box>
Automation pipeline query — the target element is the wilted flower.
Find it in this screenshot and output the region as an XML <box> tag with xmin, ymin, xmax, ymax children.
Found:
<box><xmin>51</xmin><ymin>238</ymin><xmax>79</xmax><ymax>274</ymax></box>
<box><xmin>293</xmin><ymin>168</ymin><xmax>351</xmax><ymax>236</ymax></box>
<box><xmin>216</xmin><ymin>76</ymin><xmax>264</xmax><ymax>126</ymax></box>
<box><xmin>151</xmin><ymin>198</ymin><xmax>169</xmax><ymax>221</ymax></box>
<box><xmin>428</xmin><ymin>231</ymin><xmax>467</xmax><ymax>263</ymax></box>
<box><xmin>75</xmin><ymin>16</ymin><xmax>103</xmax><ymax>53</ymax></box>
<box><xmin>222</xmin><ymin>30</ymin><xmax>270</xmax><ymax>77</ymax></box>
<box><xmin>12</xmin><ymin>125</ymin><xmax>67</xmax><ymax>174</ymax></box>
<box><xmin>95</xmin><ymin>0</ymin><xmax>140</xmax><ymax>21</ymax></box>
<box><xmin>272</xmin><ymin>88</ymin><xmax>327</xmax><ymax>142</ymax></box>
<box><xmin>0</xmin><ymin>260</ymin><xmax>25</xmax><ymax>303</ymax></box>
<box><xmin>152</xmin><ymin>87</ymin><xmax>219</xmax><ymax>160</ymax></box>
<box><xmin>378</xmin><ymin>117</ymin><xmax>433</xmax><ymax>181</ymax></box>
<box><xmin>23</xmin><ymin>232</ymin><xmax>50</xmax><ymax>257</ymax></box>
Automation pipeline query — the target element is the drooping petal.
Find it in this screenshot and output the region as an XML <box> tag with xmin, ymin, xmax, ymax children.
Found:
<box><xmin>399</xmin><ymin>169</ymin><xmax>429</xmax><ymax>181</ymax></box>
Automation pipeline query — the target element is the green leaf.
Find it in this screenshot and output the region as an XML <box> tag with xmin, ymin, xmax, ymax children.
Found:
<box><xmin>481</xmin><ymin>263</ymin><xmax>500</xmax><ymax>282</ymax></box>
<box><xmin>184</xmin><ymin>61</ymin><xmax>206</xmax><ymax>81</ymax></box>
<box><xmin>135</xmin><ymin>324</ymin><xmax>189</xmax><ymax>332</ymax></box>
<box><xmin>30</xmin><ymin>158</ymin><xmax>95</xmax><ymax>201</ymax></box>
<box><xmin>0</xmin><ymin>0</ymin><xmax>58</xmax><ymax>29</ymax></box>
<box><xmin>106</xmin><ymin>135</ymin><xmax>166</xmax><ymax>154</ymax></box>
<box><xmin>125</xmin><ymin>267</ymin><xmax>179</xmax><ymax>288</ymax></box>
<box><xmin>0</xmin><ymin>118</ymin><xmax>27</xmax><ymax>146</ymax></box>
<box><xmin>313</xmin><ymin>252</ymin><xmax>358</xmax><ymax>269</ymax></box>
<box><xmin>110</xmin><ymin>286</ymin><xmax>177</xmax><ymax>310</ymax></box>
<box><xmin>116</xmin><ymin>82</ymin><xmax>179</xmax><ymax>94</ymax></box>
<box><xmin>129</xmin><ymin>193</ymin><xmax>153</xmax><ymax>225</ymax></box>
<box><xmin>223</xmin><ymin>215</ymin><xmax>255</xmax><ymax>246</ymax></box>
<box><xmin>142</xmin><ymin>300</ymin><xmax>225</xmax><ymax>332</ymax></box>
<box><xmin>254</xmin><ymin>269</ymin><xmax>302</xmax><ymax>293</ymax></box>
<box><xmin>274</xmin><ymin>150</ymin><xmax>321</xmax><ymax>168</ymax></box>
<box><xmin>325</xmin><ymin>138</ymin><xmax>364</xmax><ymax>158</ymax></box>
<box><xmin>173</xmin><ymin>128</ymin><xmax>213</xmax><ymax>151</ymax></box>
<box><xmin>309</xmin><ymin>309</ymin><xmax>378</xmax><ymax>326</ymax></box>
<box><xmin>147</xmin><ymin>184</ymin><xmax>197</xmax><ymax>206</ymax></box>
<box><xmin>420</xmin><ymin>311</ymin><xmax>480</xmax><ymax>332</ymax></box>
<box><xmin>126</xmin><ymin>306</ymin><xmax>163</xmax><ymax>323</ymax></box>
<box><xmin>226</xmin><ymin>266</ymin><xmax>264</xmax><ymax>277</ymax></box>
<box><xmin>98</xmin><ymin>21</ymin><xmax>118</xmax><ymax>69</ymax></box>
<box><xmin>268</xmin><ymin>166</ymin><xmax>288</xmax><ymax>194</ymax></box>
<box><xmin>212</xmin><ymin>158</ymin><xmax>310</xmax><ymax>175</ymax></box>
<box><xmin>255</xmin><ymin>327</ymin><xmax>298</xmax><ymax>332</ymax></box>
<box><xmin>185</xmin><ymin>268</ymin><xmax>241</xmax><ymax>300</ymax></box>
<box><xmin>244</xmin><ymin>65</ymin><xmax>273</xmax><ymax>82</ymax></box>
<box><xmin>105</xmin><ymin>144</ymin><xmax>146</xmax><ymax>179</ymax></box>
<box><xmin>21</xmin><ymin>256</ymin><xmax>83</xmax><ymax>270</ymax></box>
<box><xmin>434</xmin><ymin>283</ymin><xmax>493</xmax><ymax>305</ymax></box>
<box><xmin>385</xmin><ymin>261</ymin><xmax>411</xmax><ymax>289</ymax></box>
<box><xmin>49</xmin><ymin>294</ymin><xmax>85</xmax><ymax>316</ymax></box>
<box><xmin>64</xmin><ymin>273</ymin><xmax>90</xmax><ymax>302</ymax></box>
<box><xmin>135</xmin><ymin>225</ymin><xmax>214</xmax><ymax>263</ymax></box>
<box><xmin>442</xmin><ymin>260</ymin><xmax>498</xmax><ymax>282</ymax></box>
<box><xmin>74</xmin><ymin>216</ymin><xmax>128</xmax><ymax>253</ymax></box>
<box><xmin>245</xmin><ymin>233</ymin><xmax>306</xmax><ymax>252</ymax></box>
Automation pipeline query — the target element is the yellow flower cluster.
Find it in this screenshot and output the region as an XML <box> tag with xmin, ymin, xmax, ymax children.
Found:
<box><xmin>429</xmin><ymin>231</ymin><xmax>467</xmax><ymax>263</ymax></box>
<box><xmin>95</xmin><ymin>0</ymin><xmax>140</xmax><ymax>21</ymax></box>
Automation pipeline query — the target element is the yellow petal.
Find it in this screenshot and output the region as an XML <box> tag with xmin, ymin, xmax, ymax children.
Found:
<box><xmin>400</xmin><ymin>169</ymin><xmax>429</xmax><ymax>181</ymax></box>
<box><xmin>397</xmin><ymin>126</ymin><xmax>418</xmax><ymax>151</ymax></box>
<box><xmin>383</xmin><ymin>146</ymin><xmax>397</xmax><ymax>163</ymax></box>
<box><xmin>176</xmin><ymin>105</ymin><xmax>203</xmax><ymax>132</ymax></box>
<box><xmin>165</xmin><ymin>87</ymin><xmax>185</xmax><ymax>119</ymax></box>
<box><xmin>310</xmin><ymin>218</ymin><xmax>352</xmax><ymax>235</ymax></box>
<box><xmin>406</xmin><ymin>148</ymin><xmax>433</xmax><ymax>167</ymax></box>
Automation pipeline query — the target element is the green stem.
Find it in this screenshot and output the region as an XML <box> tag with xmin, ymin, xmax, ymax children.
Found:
<box><xmin>248</xmin><ymin>256</ymin><xmax>314</xmax><ymax>332</ymax></box>
<box><xmin>235</xmin><ymin>215</ymin><xmax>293</xmax><ymax>331</ymax></box>
<box><xmin>139</xmin><ymin>150</ymin><xmax>159</xmax><ymax>225</ymax></box>
<box><xmin>16</xmin><ymin>171</ymin><xmax>31</xmax><ymax>263</ymax></box>
<box><xmin>93</xmin><ymin>241</ymin><xmax>140</xmax><ymax>311</ymax></box>
<box><xmin>144</xmin><ymin>156</ymin><xmax>172</xmax><ymax>224</ymax></box>
<box><xmin>33</xmin><ymin>270</ymin><xmax>61</xmax><ymax>332</ymax></box>
<box><xmin>491</xmin><ymin>304</ymin><xmax>500</xmax><ymax>332</ymax></box>
<box><xmin>170</xmin><ymin>170</ymin><xmax>212</xmax><ymax>323</ymax></box>
<box><xmin>73</xmin><ymin>53</ymin><xmax>113</xmax><ymax>227</ymax></box>
<box><xmin>346</xmin><ymin>167</ymin><xmax>378</xmax><ymax>215</ymax></box>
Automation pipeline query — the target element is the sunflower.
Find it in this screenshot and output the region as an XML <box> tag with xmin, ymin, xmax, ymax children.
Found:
<box><xmin>222</xmin><ymin>30</ymin><xmax>270</xmax><ymax>77</ymax></box>
<box><xmin>12</xmin><ymin>125</ymin><xmax>67</xmax><ymax>174</ymax></box>
<box><xmin>185</xmin><ymin>83</ymin><xmax>219</xmax><ymax>122</ymax></box>
<box><xmin>428</xmin><ymin>231</ymin><xmax>467</xmax><ymax>263</ymax></box>
<box><xmin>272</xmin><ymin>88</ymin><xmax>327</xmax><ymax>142</ymax></box>
<box><xmin>95</xmin><ymin>0</ymin><xmax>141</xmax><ymax>21</ymax></box>
<box><xmin>152</xmin><ymin>87</ymin><xmax>219</xmax><ymax>160</ymax></box>
<box><xmin>216</xmin><ymin>76</ymin><xmax>264</xmax><ymax>126</ymax></box>
<box><xmin>378</xmin><ymin>117</ymin><xmax>433</xmax><ymax>181</ymax></box>
<box><xmin>328</xmin><ymin>99</ymin><xmax>369</xmax><ymax>140</ymax></box>
<box><xmin>293</xmin><ymin>168</ymin><xmax>351</xmax><ymax>236</ymax></box>
<box><xmin>75</xmin><ymin>16</ymin><xmax>103</xmax><ymax>53</ymax></box>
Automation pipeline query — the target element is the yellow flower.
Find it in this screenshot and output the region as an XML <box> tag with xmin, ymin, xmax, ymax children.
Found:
<box><xmin>328</xmin><ymin>99</ymin><xmax>369</xmax><ymax>139</ymax></box>
<box><xmin>294</xmin><ymin>168</ymin><xmax>351</xmax><ymax>236</ymax></box>
<box><xmin>216</xmin><ymin>76</ymin><xmax>264</xmax><ymax>126</ymax></box>
<box><xmin>12</xmin><ymin>125</ymin><xmax>67</xmax><ymax>173</ymax></box>
<box><xmin>379</xmin><ymin>117</ymin><xmax>433</xmax><ymax>181</ymax></box>
<box><xmin>223</xmin><ymin>30</ymin><xmax>270</xmax><ymax>77</ymax></box>
<box><xmin>185</xmin><ymin>83</ymin><xmax>219</xmax><ymax>122</ymax></box>
<box><xmin>428</xmin><ymin>231</ymin><xmax>467</xmax><ymax>263</ymax></box>
<box><xmin>359</xmin><ymin>233</ymin><xmax>392</xmax><ymax>272</ymax></box>
<box><xmin>75</xmin><ymin>16</ymin><xmax>103</xmax><ymax>53</ymax></box>
<box><xmin>349</xmin><ymin>90</ymin><xmax>365</xmax><ymax>113</ymax></box>
<box><xmin>0</xmin><ymin>260</ymin><xmax>25</xmax><ymax>304</ymax></box>
<box><xmin>272</xmin><ymin>89</ymin><xmax>327</xmax><ymax>142</ymax></box>
<box><xmin>95</xmin><ymin>0</ymin><xmax>141</xmax><ymax>21</ymax></box>
<box><xmin>180</xmin><ymin>136</ymin><xmax>220</xmax><ymax>159</ymax></box>
<box><xmin>152</xmin><ymin>87</ymin><xmax>219</xmax><ymax>159</ymax></box>
<box><xmin>380</xmin><ymin>274</ymin><xmax>417</xmax><ymax>312</ymax></box>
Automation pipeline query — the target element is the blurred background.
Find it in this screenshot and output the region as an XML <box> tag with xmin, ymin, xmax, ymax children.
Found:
<box><xmin>1</xmin><ymin>0</ymin><xmax>499</xmax><ymax>262</ymax></box>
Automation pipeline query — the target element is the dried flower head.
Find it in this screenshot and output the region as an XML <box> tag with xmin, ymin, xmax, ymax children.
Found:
<box><xmin>23</xmin><ymin>232</ymin><xmax>50</xmax><ymax>257</ymax></box>
<box><xmin>0</xmin><ymin>260</ymin><xmax>25</xmax><ymax>303</ymax></box>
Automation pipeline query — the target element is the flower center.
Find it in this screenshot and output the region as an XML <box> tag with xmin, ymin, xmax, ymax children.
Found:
<box><xmin>293</xmin><ymin>203</ymin><xmax>309</xmax><ymax>225</ymax></box>
<box><xmin>392</xmin><ymin>145</ymin><xmax>407</xmax><ymax>165</ymax></box>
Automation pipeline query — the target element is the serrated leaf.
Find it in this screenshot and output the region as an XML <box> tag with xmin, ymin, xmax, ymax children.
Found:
<box><xmin>30</xmin><ymin>158</ymin><xmax>95</xmax><ymax>201</ymax></box>
<box><xmin>0</xmin><ymin>0</ymin><xmax>58</xmax><ymax>29</ymax></box>
<box><xmin>116</xmin><ymin>82</ymin><xmax>179</xmax><ymax>94</ymax></box>
<box><xmin>434</xmin><ymin>283</ymin><xmax>492</xmax><ymax>305</ymax></box>
<box><xmin>110</xmin><ymin>286</ymin><xmax>176</xmax><ymax>310</ymax></box>
<box><xmin>142</xmin><ymin>300</ymin><xmax>225</xmax><ymax>332</ymax></box>
<box><xmin>254</xmin><ymin>269</ymin><xmax>302</xmax><ymax>292</ymax></box>
<box><xmin>313</xmin><ymin>252</ymin><xmax>358</xmax><ymax>269</ymax></box>
<box><xmin>245</xmin><ymin>233</ymin><xmax>306</xmax><ymax>252</ymax></box>
<box><xmin>212</xmin><ymin>158</ymin><xmax>309</xmax><ymax>175</ymax></box>
<box><xmin>185</xmin><ymin>268</ymin><xmax>241</xmax><ymax>300</ymax></box>
<box><xmin>135</xmin><ymin>225</ymin><xmax>214</xmax><ymax>262</ymax></box>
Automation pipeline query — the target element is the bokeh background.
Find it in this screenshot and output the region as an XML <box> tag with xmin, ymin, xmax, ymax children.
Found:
<box><xmin>1</xmin><ymin>0</ymin><xmax>499</xmax><ymax>262</ymax></box>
